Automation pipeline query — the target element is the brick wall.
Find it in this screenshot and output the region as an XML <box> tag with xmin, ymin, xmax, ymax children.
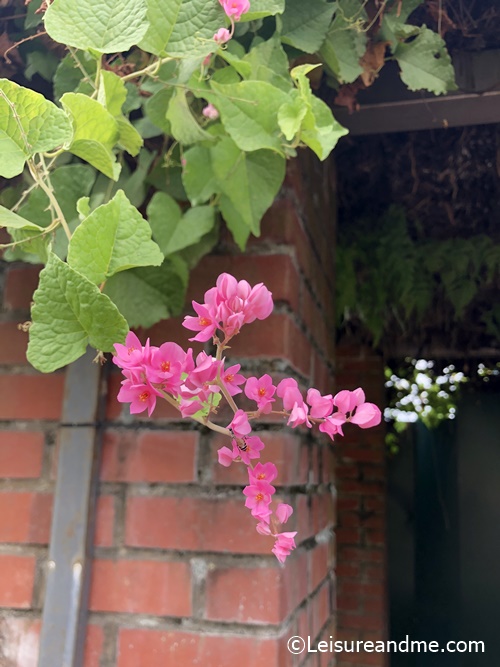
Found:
<box><xmin>335</xmin><ymin>345</ymin><xmax>388</xmax><ymax>667</ymax></box>
<box><xmin>0</xmin><ymin>154</ymin><xmax>387</xmax><ymax>667</ymax></box>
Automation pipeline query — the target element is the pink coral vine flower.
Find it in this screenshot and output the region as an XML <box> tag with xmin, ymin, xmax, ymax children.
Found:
<box><xmin>306</xmin><ymin>388</ymin><xmax>334</xmax><ymax>419</ymax></box>
<box><xmin>243</xmin><ymin>480</ymin><xmax>275</xmax><ymax>520</ymax></box>
<box><xmin>244</xmin><ymin>374</ymin><xmax>276</xmax><ymax>413</ymax></box>
<box><xmin>221</xmin><ymin>363</ymin><xmax>246</xmax><ymax>396</ymax></box>
<box><xmin>229</xmin><ymin>409</ymin><xmax>252</xmax><ymax>438</ymax></box>
<box><xmin>272</xmin><ymin>532</ymin><xmax>297</xmax><ymax>563</ymax></box>
<box><xmin>277</xmin><ymin>378</ymin><xmax>304</xmax><ymax>411</ymax></box>
<box><xmin>276</xmin><ymin>503</ymin><xmax>293</xmax><ymax>524</ymax></box>
<box><xmin>182</xmin><ymin>301</ymin><xmax>218</xmax><ymax>342</ymax></box>
<box><xmin>202</xmin><ymin>103</ymin><xmax>219</xmax><ymax>120</ymax></box>
<box><xmin>219</xmin><ymin>0</ymin><xmax>250</xmax><ymax>21</ymax></box>
<box><xmin>333</xmin><ymin>388</ymin><xmax>381</xmax><ymax>429</ymax></box>
<box><xmin>117</xmin><ymin>376</ymin><xmax>158</xmax><ymax>417</ymax></box>
<box><xmin>214</xmin><ymin>27</ymin><xmax>231</xmax><ymax>44</ymax></box>
<box><xmin>249</xmin><ymin>462</ymin><xmax>278</xmax><ymax>485</ymax></box>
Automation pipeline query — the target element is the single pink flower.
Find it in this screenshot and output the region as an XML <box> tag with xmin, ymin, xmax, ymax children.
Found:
<box><xmin>236</xmin><ymin>435</ymin><xmax>265</xmax><ymax>464</ymax></box>
<box><xmin>306</xmin><ymin>388</ymin><xmax>334</xmax><ymax>419</ymax></box>
<box><xmin>179</xmin><ymin>398</ymin><xmax>204</xmax><ymax>418</ymax></box>
<box><xmin>244</xmin><ymin>374</ymin><xmax>276</xmax><ymax>412</ymax></box>
<box><xmin>182</xmin><ymin>301</ymin><xmax>218</xmax><ymax>342</ymax></box>
<box><xmin>350</xmin><ymin>402</ymin><xmax>382</xmax><ymax>428</ymax></box>
<box><xmin>202</xmin><ymin>103</ymin><xmax>219</xmax><ymax>120</ymax></box>
<box><xmin>219</xmin><ymin>0</ymin><xmax>250</xmax><ymax>21</ymax></box>
<box><xmin>244</xmin><ymin>282</ymin><xmax>273</xmax><ymax>322</ymax></box>
<box><xmin>256</xmin><ymin>521</ymin><xmax>272</xmax><ymax>535</ymax></box>
<box><xmin>217</xmin><ymin>446</ymin><xmax>238</xmax><ymax>467</ymax></box>
<box><xmin>249</xmin><ymin>462</ymin><xmax>278</xmax><ymax>485</ymax></box>
<box><xmin>319</xmin><ymin>416</ymin><xmax>344</xmax><ymax>440</ymax></box>
<box><xmin>117</xmin><ymin>377</ymin><xmax>158</xmax><ymax>417</ymax></box>
<box><xmin>288</xmin><ymin>402</ymin><xmax>312</xmax><ymax>428</ymax></box>
<box><xmin>229</xmin><ymin>409</ymin><xmax>252</xmax><ymax>438</ymax></box>
<box><xmin>113</xmin><ymin>332</ymin><xmax>152</xmax><ymax>372</ymax></box>
<box><xmin>243</xmin><ymin>480</ymin><xmax>275</xmax><ymax>519</ymax></box>
<box><xmin>222</xmin><ymin>363</ymin><xmax>246</xmax><ymax>396</ymax></box>
<box><xmin>272</xmin><ymin>531</ymin><xmax>297</xmax><ymax>563</ymax></box>
<box><xmin>214</xmin><ymin>27</ymin><xmax>231</xmax><ymax>44</ymax></box>
<box><xmin>277</xmin><ymin>378</ymin><xmax>304</xmax><ymax>411</ymax></box>
<box><xmin>276</xmin><ymin>503</ymin><xmax>293</xmax><ymax>524</ymax></box>
<box><xmin>147</xmin><ymin>342</ymin><xmax>185</xmax><ymax>393</ymax></box>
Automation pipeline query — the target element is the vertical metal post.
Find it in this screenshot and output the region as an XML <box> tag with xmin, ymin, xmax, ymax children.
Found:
<box><xmin>38</xmin><ymin>348</ymin><xmax>102</xmax><ymax>667</ymax></box>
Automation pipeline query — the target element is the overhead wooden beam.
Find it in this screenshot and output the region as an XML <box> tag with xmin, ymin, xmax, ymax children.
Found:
<box><xmin>333</xmin><ymin>90</ymin><xmax>500</xmax><ymax>136</ymax></box>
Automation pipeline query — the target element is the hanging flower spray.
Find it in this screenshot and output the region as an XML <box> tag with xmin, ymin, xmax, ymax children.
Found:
<box><xmin>113</xmin><ymin>274</ymin><xmax>381</xmax><ymax>563</ymax></box>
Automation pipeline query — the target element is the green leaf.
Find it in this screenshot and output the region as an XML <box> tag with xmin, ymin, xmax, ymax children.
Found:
<box><xmin>147</xmin><ymin>191</ymin><xmax>181</xmax><ymax>250</ymax></box>
<box><xmin>320</xmin><ymin>0</ymin><xmax>368</xmax><ymax>83</ymax></box>
<box><xmin>0</xmin><ymin>205</ymin><xmax>44</xmax><ymax>231</ymax></box>
<box><xmin>0</xmin><ymin>79</ymin><xmax>73</xmax><ymax>178</ymax></box>
<box><xmin>211</xmin><ymin>136</ymin><xmax>285</xmax><ymax>236</ymax></box>
<box><xmin>104</xmin><ymin>257</ymin><xmax>188</xmax><ymax>328</ymax></box>
<box><xmin>98</xmin><ymin>70</ymin><xmax>127</xmax><ymax>116</ymax></box>
<box><xmin>394</xmin><ymin>27</ymin><xmax>458</xmax><ymax>95</ymax></box>
<box><xmin>140</xmin><ymin>0</ymin><xmax>226</xmax><ymax>57</ymax></box>
<box><xmin>147</xmin><ymin>192</ymin><xmax>215</xmax><ymax>254</ymax></box>
<box><xmin>116</xmin><ymin>117</ymin><xmax>143</xmax><ymax>156</ymax></box>
<box><xmin>241</xmin><ymin>0</ymin><xmax>285</xmax><ymax>22</ymax></box>
<box><xmin>53</xmin><ymin>53</ymin><xmax>97</xmax><ymax>101</ymax></box>
<box><xmin>281</xmin><ymin>0</ymin><xmax>335</xmax><ymax>53</ymax></box>
<box><xmin>182</xmin><ymin>145</ymin><xmax>218</xmax><ymax>205</ymax></box>
<box><xmin>61</xmin><ymin>92</ymin><xmax>121</xmax><ymax>179</ymax></box>
<box><xmin>211</xmin><ymin>80</ymin><xmax>289</xmax><ymax>153</ymax></box>
<box><xmin>44</xmin><ymin>0</ymin><xmax>149</xmax><ymax>53</ymax></box>
<box><xmin>166</xmin><ymin>89</ymin><xmax>214</xmax><ymax>145</ymax></box>
<box><xmin>179</xmin><ymin>220</ymin><xmax>220</xmax><ymax>268</ymax></box>
<box><xmin>67</xmin><ymin>189</ymin><xmax>163</xmax><ymax>285</ymax></box>
<box><xmin>219</xmin><ymin>195</ymin><xmax>251</xmax><ymax>250</ymax></box>
<box><xmin>145</xmin><ymin>88</ymin><xmax>174</xmax><ymax>133</ymax></box>
<box><xmin>243</xmin><ymin>35</ymin><xmax>290</xmax><ymax>81</ymax></box>
<box><xmin>27</xmin><ymin>253</ymin><xmax>129</xmax><ymax>373</ymax></box>
<box><xmin>278</xmin><ymin>94</ymin><xmax>308</xmax><ymax>141</ymax></box>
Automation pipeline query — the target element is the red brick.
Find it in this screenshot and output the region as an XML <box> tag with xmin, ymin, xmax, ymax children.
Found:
<box><xmin>0</xmin><ymin>555</ymin><xmax>35</xmax><ymax>608</ymax></box>
<box><xmin>94</xmin><ymin>496</ymin><xmax>115</xmax><ymax>548</ymax></box>
<box><xmin>337</xmin><ymin>498</ymin><xmax>360</xmax><ymax>512</ymax></box>
<box><xmin>4</xmin><ymin>266</ymin><xmax>41</xmax><ymax>310</ymax></box>
<box><xmin>85</xmin><ymin>624</ymin><xmax>105</xmax><ymax>667</ymax></box>
<box><xmin>0</xmin><ymin>431</ymin><xmax>44</xmax><ymax>478</ymax></box>
<box><xmin>89</xmin><ymin>559</ymin><xmax>191</xmax><ymax>617</ymax></box>
<box><xmin>117</xmin><ymin>629</ymin><xmax>279</xmax><ymax>667</ymax></box>
<box><xmin>205</xmin><ymin>566</ymin><xmax>285</xmax><ymax>624</ymax></box>
<box><xmin>0</xmin><ymin>374</ymin><xmax>64</xmax><ymax>420</ymax></box>
<box><xmin>0</xmin><ymin>616</ymin><xmax>40</xmax><ymax>664</ymax></box>
<box><xmin>340</xmin><ymin>614</ymin><xmax>384</xmax><ymax>631</ymax></box>
<box><xmin>338</xmin><ymin>594</ymin><xmax>361</xmax><ymax>611</ymax></box>
<box><xmin>100</xmin><ymin>430</ymin><xmax>197</xmax><ymax>483</ymax></box>
<box><xmin>311</xmin><ymin>542</ymin><xmax>333</xmax><ymax>591</ymax></box>
<box><xmin>336</xmin><ymin>528</ymin><xmax>361</xmax><ymax>546</ymax></box>
<box><xmin>0</xmin><ymin>322</ymin><xmax>29</xmax><ymax>364</ymax></box>
<box><xmin>230</xmin><ymin>314</ymin><xmax>312</xmax><ymax>379</ymax></box>
<box><xmin>0</xmin><ymin>492</ymin><xmax>52</xmax><ymax>544</ymax></box>
<box><xmin>336</xmin><ymin>563</ymin><xmax>360</xmax><ymax>578</ymax></box>
<box><xmin>126</xmin><ymin>496</ymin><xmax>274</xmax><ymax>554</ymax></box>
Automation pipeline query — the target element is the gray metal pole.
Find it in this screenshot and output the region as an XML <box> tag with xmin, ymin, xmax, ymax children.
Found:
<box><xmin>38</xmin><ymin>348</ymin><xmax>103</xmax><ymax>667</ymax></box>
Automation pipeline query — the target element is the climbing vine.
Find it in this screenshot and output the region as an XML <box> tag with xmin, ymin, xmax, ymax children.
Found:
<box><xmin>0</xmin><ymin>0</ymin><xmax>456</xmax><ymax>373</ymax></box>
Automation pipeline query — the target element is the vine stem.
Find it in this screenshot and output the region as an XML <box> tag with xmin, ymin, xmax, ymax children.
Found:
<box><xmin>156</xmin><ymin>388</ymin><xmax>233</xmax><ymax>437</ymax></box>
<box><xmin>28</xmin><ymin>157</ymin><xmax>72</xmax><ymax>241</ymax></box>
<box><xmin>121</xmin><ymin>56</ymin><xmax>173</xmax><ymax>82</ymax></box>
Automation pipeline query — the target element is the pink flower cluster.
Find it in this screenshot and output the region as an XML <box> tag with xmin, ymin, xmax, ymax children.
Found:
<box><xmin>183</xmin><ymin>272</ymin><xmax>273</xmax><ymax>342</ymax></box>
<box><xmin>113</xmin><ymin>273</ymin><xmax>382</xmax><ymax>565</ymax></box>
